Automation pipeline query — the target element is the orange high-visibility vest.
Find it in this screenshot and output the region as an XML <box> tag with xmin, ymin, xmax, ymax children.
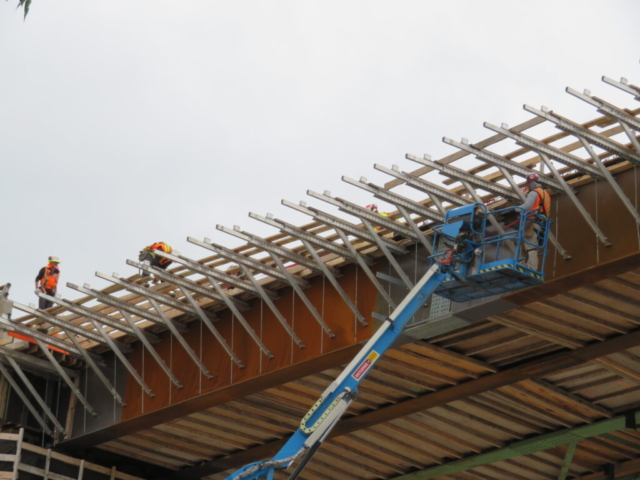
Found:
<box><xmin>531</xmin><ymin>188</ymin><xmax>551</xmax><ymax>217</ymax></box>
<box><xmin>146</xmin><ymin>243</ymin><xmax>172</xmax><ymax>265</ymax></box>
<box><xmin>39</xmin><ymin>264</ymin><xmax>59</xmax><ymax>291</ymax></box>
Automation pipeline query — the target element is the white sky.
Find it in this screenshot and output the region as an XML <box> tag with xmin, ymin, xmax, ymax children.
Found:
<box><xmin>1</xmin><ymin>1</ymin><xmax>639</xmax><ymax>305</ymax></box>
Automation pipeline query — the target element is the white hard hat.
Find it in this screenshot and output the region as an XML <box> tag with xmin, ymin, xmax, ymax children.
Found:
<box><xmin>48</xmin><ymin>256</ymin><xmax>61</xmax><ymax>263</ymax></box>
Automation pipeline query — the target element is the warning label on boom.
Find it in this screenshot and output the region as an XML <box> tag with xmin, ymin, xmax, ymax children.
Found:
<box><xmin>352</xmin><ymin>351</ymin><xmax>380</xmax><ymax>380</ymax></box>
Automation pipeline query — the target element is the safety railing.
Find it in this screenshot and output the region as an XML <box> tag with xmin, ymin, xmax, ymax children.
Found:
<box><xmin>0</xmin><ymin>428</ymin><xmax>145</xmax><ymax>480</ymax></box>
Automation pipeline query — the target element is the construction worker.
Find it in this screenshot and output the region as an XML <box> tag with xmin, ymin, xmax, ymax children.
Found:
<box><xmin>224</xmin><ymin>264</ymin><xmax>246</xmax><ymax>291</ymax></box>
<box><xmin>366</xmin><ymin>204</ymin><xmax>390</xmax><ymax>231</ymax></box>
<box><xmin>35</xmin><ymin>256</ymin><xmax>61</xmax><ymax>310</ymax></box>
<box><xmin>519</xmin><ymin>173</ymin><xmax>551</xmax><ymax>270</ymax></box>
<box><xmin>139</xmin><ymin>242</ymin><xmax>173</xmax><ymax>275</ymax></box>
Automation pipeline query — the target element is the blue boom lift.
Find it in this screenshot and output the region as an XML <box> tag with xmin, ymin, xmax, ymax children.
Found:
<box><xmin>224</xmin><ymin>203</ymin><xmax>550</xmax><ymax>480</ymax></box>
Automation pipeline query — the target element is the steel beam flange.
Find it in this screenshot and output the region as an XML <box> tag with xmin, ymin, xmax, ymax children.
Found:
<box><xmin>188</xmin><ymin>236</ymin><xmax>309</xmax><ymax>288</ymax></box>
<box><xmin>67</xmin><ymin>282</ymin><xmax>188</xmax><ymax>333</ymax></box>
<box><xmin>342</xmin><ymin>175</ymin><xmax>444</xmax><ymax>223</ymax></box>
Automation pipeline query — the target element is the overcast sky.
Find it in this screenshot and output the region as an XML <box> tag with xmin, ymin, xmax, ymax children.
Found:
<box><xmin>1</xmin><ymin>1</ymin><xmax>639</xmax><ymax>305</ymax></box>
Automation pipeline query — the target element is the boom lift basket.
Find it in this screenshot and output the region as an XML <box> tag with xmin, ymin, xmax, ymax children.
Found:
<box><xmin>429</xmin><ymin>203</ymin><xmax>550</xmax><ymax>302</ymax></box>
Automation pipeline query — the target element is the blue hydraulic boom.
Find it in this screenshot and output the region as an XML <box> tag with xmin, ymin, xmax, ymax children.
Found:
<box><xmin>223</xmin><ymin>203</ymin><xmax>550</xmax><ymax>480</ymax></box>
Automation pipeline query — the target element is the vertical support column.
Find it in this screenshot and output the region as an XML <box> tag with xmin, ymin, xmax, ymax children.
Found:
<box><xmin>77</xmin><ymin>459</ymin><xmax>85</xmax><ymax>480</ymax></box>
<box><xmin>44</xmin><ymin>448</ymin><xmax>52</xmax><ymax>480</ymax></box>
<box><xmin>65</xmin><ymin>376</ymin><xmax>79</xmax><ymax>438</ymax></box>
<box><xmin>558</xmin><ymin>441</ymin><xmax>577</xmax><ymax>480</ymax></box>
<box><xmin>11</xmin><ymin>428</ymin><xmax>23</xmax><ymax>480</ymax></box>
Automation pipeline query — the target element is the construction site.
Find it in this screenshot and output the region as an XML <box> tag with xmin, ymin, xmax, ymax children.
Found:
<box><xmin>0</xmin><ymin>68</ymin><xmax>640</xmax><ymax>480</ymax></box>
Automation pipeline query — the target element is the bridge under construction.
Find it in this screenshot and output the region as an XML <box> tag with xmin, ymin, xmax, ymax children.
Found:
<box><xmin>1</xmin><ymin>72</ymin><xmax>640</xmax><ymax>480</ymax></box>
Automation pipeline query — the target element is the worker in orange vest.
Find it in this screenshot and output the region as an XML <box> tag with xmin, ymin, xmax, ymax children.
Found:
<box><xmin>366</xmin><ymin>204</ymin><xmax>391</xmax><ymax>232</ymax></box>
<box><xmin>519</xmin><ymin>173</ymin><xmax>551</xmax><ymax>270</ymax></box>
<box><xmin>139</xmin><ymin>242</ymin><xmax>173</xmax><ymax>273</ymax></box>
<box><xmin>34</xmin><ymin>256</ymin><xmax>61</xmax><ymax>310</ymax></box>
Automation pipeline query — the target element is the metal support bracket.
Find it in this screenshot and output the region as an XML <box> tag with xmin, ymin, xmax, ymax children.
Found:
<box><xmin>484</xmin><ymin>122</ymin><xmax>604</xmax><ymax>179</ymax></box>
<box><xmin>207</xmin><ymin>279</ymin><xmax>273</xmax><ymax>358</ymax></box>
<box><xmin>538</xmin><ymin>153</ymin><xmax>611</xmax><ymax>246</ymax></box>
<box><xmin>217</xmin><ymin>225</ymin><xmax>332</xmax><ymax>276</ymax></box>
<box><xmin>188</xmin><ymin>236</ymin><xmax>310</xmax><ymax>288</ymax></box>
<box><xmin>406</xmin><ymin>154</ymin><xmax>521</xmax><ymax>202</ymax></box>
<box><xmin>282</xmin><ymin>199</ymin><xmax>407</xmax><ymax>255</ymax></box>
<box><xmin>342</xmin><ymin>175</ymin><xmax>444</xmax><ymax>223</ymax></box>
<box><xmin>268</xmin><ymin>252</ymin><xmax>335</xmax><ymax>338</ymax></box>
<box><xmin>578</xmin><ymin>136</ymin><xmax>640</xmax><ymax>225</ymax></box>
<box><xmin>307</xmin><ymin>190</ymin><xmax>420</xmax><ymax>242</ymax></box>
<box><xmin>240</xmin><ymin>268</ymin><xmax>305</xmax><ymax>348</ymax></box>
<box><xmin>374</xmin><ymin>164</ymin><xmax>468</xmax><ymax>206</ymax></box>
<box><xmin>0</xmin><ymin>361</ymin><xmax>55</xmax><ymax>436</ymax></box>
<box><xmin>301</xmin><ymin>240</ymin><xmax>367</xmax><ymax>326</ymax></box>
<box><xmin>602</xmin><ymin>76</ymin><xmax>640</xmax><ymax>101</ymax></box>
<box><xmin>335</xmin><ymin>228</ymin><xmax>397</xmax><ymax>309</ymax></box>
<box><xmin>524</xmin><ymin>104</ymin><xmax>640</xmax><ymax>166</ymax></box>
<box><xmin>116</xmin><ymin>306</ymin><xmax>184</xmax><ymax>387</ymax></box>
<box><xmin>178</xmin><ymin>286</ymin><xmax>245</xmax><ymax>367</ymax></box>
<box><xmin>66</xmin><ymin>282</ymin><xmax>188</xmax><ymax>333</ymax></box>
<box><xmin>7</xmin><ymin>358</ymin><xmax>67</xmax><ymax>433</ymax></box>
<box><xmin>250</xmin><ymin>211</ymin><xmax>367</xmax><ymax>266</ymax></box>
<box><xmin>35</xmin><ymin>340</ymin><xmax>97</xmax><ymax>416</ymax></box>
<box><xmin>147</xmin><ymin>297</ymin><xmax>214</xmax><ymax>378</ymax></box>
<box><xmin>361</xmin><ymin>218</ymin><xmax>413</xmax><ymax>289</ymax></box>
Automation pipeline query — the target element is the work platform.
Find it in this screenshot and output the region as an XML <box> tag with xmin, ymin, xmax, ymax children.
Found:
<box><xmin>0</xmin><ymin>73</ymin><xmax>640</xmax><ymax>480</ymax></box>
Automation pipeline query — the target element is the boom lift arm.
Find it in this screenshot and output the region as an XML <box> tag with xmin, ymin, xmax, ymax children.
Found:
<box><xmin>222</xmin><ymin>203</ymin><xmax>549</xmax><ymax>480</ymax></box>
